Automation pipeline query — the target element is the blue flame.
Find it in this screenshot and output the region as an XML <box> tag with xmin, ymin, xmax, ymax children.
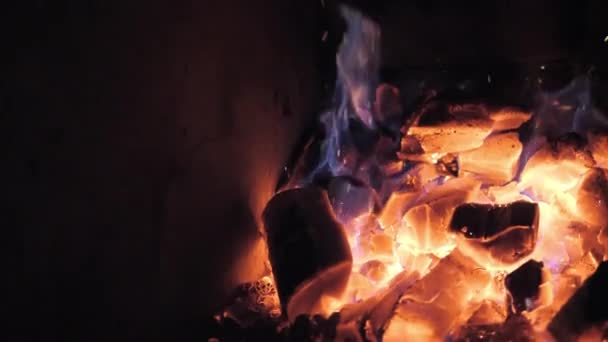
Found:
<box><xmin>313</xmin><ymin>6</ymin><xmax>380</xmax><ymax>179</ymax></box>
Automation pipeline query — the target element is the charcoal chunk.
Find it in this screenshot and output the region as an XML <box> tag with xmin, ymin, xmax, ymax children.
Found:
<box><xmin>505</xmin><ymin>260</ymin><xmax>546</xmax><ymax>314</ymax></box>
<box><xmin>451</xmin><ymin>201</ymin><xmax>538</xmax><ymax>239</ymax></box>
<box><xmin>450</xmin><ymin>201</ymin><xmax>539</xmax><ymax>266</ymax></box>
<box><xmin>548</xmin><ymin>261</ymin><xmax>608</xmax><ymax>342</ymax></box>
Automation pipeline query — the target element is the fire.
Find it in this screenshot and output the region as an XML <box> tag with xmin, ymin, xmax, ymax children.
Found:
<box><xmin>253</xmin><ymin>6</ymin><xmax>608</xmax><ymax>341</ymax></box>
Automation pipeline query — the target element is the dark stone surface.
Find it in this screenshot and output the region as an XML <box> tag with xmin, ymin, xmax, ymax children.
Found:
<box><xmin>7</xmin><ymin>1</ymin><xmax>322</xmax><ymax>339</ymax></box>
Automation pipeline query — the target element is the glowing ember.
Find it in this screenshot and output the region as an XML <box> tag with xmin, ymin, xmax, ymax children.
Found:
<box><xmin>458</xmin><ymin>132</ymin><xmax>523</xmax><ymax>184</ymax></box>
<box><xmin>404</xmin><ymin>102</ymin><xmax>494</xmax><ymax>154</ymax></box>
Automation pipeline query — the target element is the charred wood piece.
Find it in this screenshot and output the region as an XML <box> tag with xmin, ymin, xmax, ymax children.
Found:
<box><xmin>263</xmin><ymin>187</ymin><xmax>353</xmax><ymax>321</ymax></box>
<box><xmin>548</xmin><ymin>261</ymin><xmax>608</xmax><ymax>342</ymax></box>
<box><xmin>505</xmin><ymin>259</ymin><xmax>551</xmax><ymax>314</ymax></box>
<box><xmin>450</xmin><ymin>201</ymin><xmax>539</xmax><ymax>266</ymax></box>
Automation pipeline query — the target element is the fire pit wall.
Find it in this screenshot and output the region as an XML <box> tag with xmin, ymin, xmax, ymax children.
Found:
<box><xmin>13</xmin><ymin>0</ymin><xmax>322</xmax><ymax>339</ymax></box>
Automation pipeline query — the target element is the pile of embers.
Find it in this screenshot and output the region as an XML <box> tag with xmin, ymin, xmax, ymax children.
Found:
<box><xmin>205</xmin><ymin>74</ymin><xmax>608</xmax><ymax>340</ymax></box>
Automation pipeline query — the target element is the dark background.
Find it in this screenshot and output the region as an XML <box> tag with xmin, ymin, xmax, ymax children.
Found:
<box><xmin>6</xmin><ymin>0</ymin><xmax>606</xmax><ymax>340</ymax></box>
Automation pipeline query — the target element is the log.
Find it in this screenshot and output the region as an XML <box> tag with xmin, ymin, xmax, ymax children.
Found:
<box><xmin>449</xmin><ymin>201</ymin><xmax>539</xmax><ymax>267</ymax></box>
<box><xmin>548</xmin><ymin>261</ymin><xmax>608</xmax><ymax>342</ymax></box>
<box><xmin>262</xmin><ymin>187</ymin><xmax>353</xmax><ymax>320</ymax></box>
<box><xmin>505</xmin><ymin>259</ymin><xmax>552</xmax><ymax>314</ymax></box>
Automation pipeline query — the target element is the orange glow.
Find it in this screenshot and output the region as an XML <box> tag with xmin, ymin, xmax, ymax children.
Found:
<box><xmin>312</xmin><ymin>131</ymin><xmax>608</xmax><ymax>339</ymax></box>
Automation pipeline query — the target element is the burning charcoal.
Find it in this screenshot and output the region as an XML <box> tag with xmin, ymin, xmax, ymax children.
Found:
<box><xmin>351</xmin><ymin>215</ymin><xmax>394</xmax><ymax>262</ymax></box>
<box><xmin>505</xmin><ymin>260</ymin><xmax>553</xmax><ymax>314</ymax></box>
<box><xmin>489</xmin><ymin>106</ymin><xmax>532</xmax><ymax>132</ymax></box>
<box><xmin>588</xmin><ymin>132</ymin><xmax>608</xmax><ymax>168</ymax></box>
<box><xmin>519</xmin><ymin>133</ymin><xmax>594</xmax><ymax>202</ymax></box>
<box><xmin>450</xmin><ymin>201</ymin><xmax>539</xmax><ymax>267</ymax></box>
<box><xmin>575</xmin><ymin>168</ymin><xmax>608</xmax><ymax>227</ymax></box>
<box><xmin>397</xmin><ymin>178</ymin><xmax>482</xmax><ymax>257</ymax></box>
<box><xmin>262</xmin><ymin>187</ymin><xmax>353</xmax><ymax>320</ymax></box>
<box><xmin>325</xmin><ymin>175</ymin><xmax>381</xmax><ymax>225</ymax></box>
<box><xmin>396</xmin><ymin>249</ymin><xmax>438</xmax><ymax>275</ymax></box>
<box><xmin>451</xmin><ymin>314</ymin><xmax>536</xmax><ymax>342</ymax></box>
<box><xmin>436</xmin><ymin>153</ymin><xmax>459</xmax><ymax>177</ymax></box>
<box><xmin>399</xmin><ymin>135</ymin><xmax>424</xmax><ymax>156</ymax></box>
<box><xmin>485</xmin><ymin>182</ymin><xmax>529</xmax><ymax>204</ymax></box>
<box><xmin>359</xmin><ymin>260</ymin><xmax>388</xmax><ymax>283</ymax></box>
<box><xmin>383</xmin><ymin>250</ymin><xmax>492</xmax><ymax>340</ymax></box>
<box><xmin>398</xmin><ymin>204</ymin><xmax>455</xmax><ymax>256</ymax></box>
<box><xmin>528</xmin><ymin>252</ymin><xmax>600</xmax><ymax>329</ymax></box>
<box><xmin>466</xmin><ymin>300</ymin><xmax>507</xmax><ymax>326</ymax></box>
<box><xmin>343</xmin><ymin>273</ymin><xmax>376</xmax><ymax>304</ymax></box>
<box><xmin>378</xmin><ymin>191</ymin><xmax>418</xmax><ymax>231</ymax></box>
<box><xmin>402</xmin><ymin>163</ymin><xmax>443</xmax><ymax>190</ymax></box>
<box><xmin>449</xmin><ymin>324</ymin><xmax>503</xmax><ymax>342</ymax></box>
<box><xmin>367</xmin><ymin>271</ymin><xmax>421</xmax><ymax>337</ymax></box>
<box><xmin>459</xmin><ymin>132</ymin><xmax>523</xmax><ymax>184</ymax></box>
<box><xmin>338</xmin><ymin>270</ymin><xmax>421</xmax><ymax>340</ymax></box>
<box><xmin>548</xmin><ymin>261</ymin><xmax>608</xmax><ymax>342</ymax></box>
<box><xmin>403</xmin><ymin>101</ymin><xmax>493</xmax><ymax>154</ymax></box>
